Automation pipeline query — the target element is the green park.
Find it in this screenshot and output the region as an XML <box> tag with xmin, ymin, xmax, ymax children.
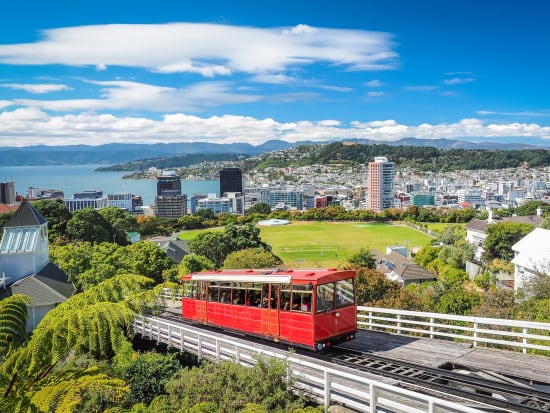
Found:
<box><xmin>179</xmin><ymin>221</ymin><xmax>433</xmax><ymax>267</ymax></box>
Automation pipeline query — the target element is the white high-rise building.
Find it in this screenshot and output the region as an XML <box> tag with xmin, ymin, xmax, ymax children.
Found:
<box><xmin>367</xmin><ymin>156</ymin><xmax>395</xmax><ymax>212</ymax></box>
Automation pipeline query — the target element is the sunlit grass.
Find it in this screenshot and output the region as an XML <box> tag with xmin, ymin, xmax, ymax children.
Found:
<box><xmin>178</xmin><ymin>221</ymin><xmax>433</xmax><ymax>267</ymax></box>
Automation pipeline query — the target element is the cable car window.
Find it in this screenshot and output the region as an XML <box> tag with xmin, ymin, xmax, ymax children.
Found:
<box><xmin>183</xmin><ymin>281</ymin><xmax>194</xmax><ymax>298</ymax></box>
<box><xmin>261</xmin><ymin>283</ymin><xmax>270</xmax><ymax>308</ymax></box>
<box><xmin>316</xmin><ymin>283</ymin><xmax>335</xmax><ymax>313</ymax></box>
<box><xmin>208</xmin><ymin>282</ymin><xmax>219</xmax><ymax>302</ymax></box>
<box><xmin>292</xmin><ymin>284</ymin><xmax>312</xmax><ymax>313</ymax></box>
<box><xmin>280</xmin><ymin>284</ymin><xmax>292</xmax><ymax>311</ymax></box>
<box><xmin>335</xmin><ymin>278</ymin><xmax>355</xmax><ymax>308</ymax></box>
<box><xmin>270</xmin><ymin>285</ymin><xmax>279</xmax><ymax>310</ymax></box>
<box><xmin>232</xmin><ymin>282</ymin><xmax>245</xmax><ymax>305</ymax></box>
<box><xmin>219</xmin><ymin>282</ymin><xmax>232</xmax><ymax>304</ymax></box>
<box><xmin>197</xmin><ymin>281</ymin><xmax>207</xmax><ymax>301</ymax></box>
<box><xmin>246</xmin><ymin>283</ymin><xmax>261</xmax><ymax>306</ymax></box>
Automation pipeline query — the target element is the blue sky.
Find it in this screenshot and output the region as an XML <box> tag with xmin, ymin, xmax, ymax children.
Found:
<box><xmin>0</xmin><ymin>0</ymin><xmax>549</xmax><ymax>147</ymax></box>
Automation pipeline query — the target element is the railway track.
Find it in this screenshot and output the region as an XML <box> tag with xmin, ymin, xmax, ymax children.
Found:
<box><xmin>322</xmin><ymin>347</ymin><xmax>550</xmax><ymax>412</ymax></box>
<box><xmin>156</xmin><ymin>312</ymin><xmax>550</xmax><ymax>412</ymax></box>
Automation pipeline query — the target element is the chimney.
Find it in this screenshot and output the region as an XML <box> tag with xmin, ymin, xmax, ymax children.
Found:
<box><xmin>487</xmin><ymin>207</ymin><xmax>493</xmax><ymax>223</ymax></box>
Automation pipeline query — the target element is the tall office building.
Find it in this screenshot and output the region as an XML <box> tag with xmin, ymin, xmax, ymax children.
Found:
<box><xmin>156</xmin><ymin>171</ymin><xmax>182</xmax><ymax>196</ymax></box>
<box><xmin>219</xmin><ymin>167</ymin><xmax>243</xmax><ymax>196</ymax></box>
<box><xmin>0</xmin><ymin>181</ymin><xmax>16</xmax><ymax>205</ymax></box>
<box><xmin>155</xmin><ymin>171</ymin><xmax>186</xmax><ymax>218</ymax></box>
<box><xmin>367</xmin><ymin>156</ymin><xmax>395</xmax><ymax>212</ymax></box>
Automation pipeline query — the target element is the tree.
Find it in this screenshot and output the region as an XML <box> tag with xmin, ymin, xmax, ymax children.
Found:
<box><xmin>99</xmin><ymin>206</ymin><xmax>138</xmax><ymax>244</ymax></box>
<box><xmin>66</xmin><ymin>207</ymin><xmax>115</xmax><ymax>244</ymax></box>
<box><xmin>123</xmin><ymin>352</ymin><xmax>180</xmax><ymax>406</ymax></box>
<box><xmin>122</xmin><ymin>241</ymin><xmax>175</xmax><ymax>283</ymax></box>
<box><xmin>483</xmin><ymin>222</ymin><xmax>535</xmax><ymax>261</ymax></box>
<box><xmin>189</xmin><ymin>231</ymin><xmax>231</xmax><ymax>268</ymax></box>
<box><xmin>347</xmin><ymin>247</ymin><xmax>376</xmax><ymax>269</ymax></box>
<box><xmin>178</xmin><ymin>254</ymin><xmax>216</xmax><ymax>275</ymax></box>
<box><xmin>31</xmin><ymin>199</ymin><xmax>72</xmax><ymax>243</ymax></box>
<box><xmin>0</xmin><ymin>295</ymin><xmax>31</xmax><ymax>360</ymax></box>
<box><xmin>247</xmin><ymin>202</ymin><xmax>271</xmax><ymax>215</ymax></box>
<box><xmin>540</xmin><ymin>216</ymin><xmax>550</xmax><ymax>230</ymax></box>
<box><xmin>0</xmin><ymin>275</ymin><xmax>155</xmax><ymax>400</ymax></box>
<box><xmin>223</xmin><ymin>248</ymin><xmax>282</xmax><ymax>269</ymax></box>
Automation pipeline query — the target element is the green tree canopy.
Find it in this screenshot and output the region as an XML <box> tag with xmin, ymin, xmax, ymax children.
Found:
<box><xmin>66</xmin><ymin>207</ymin><xmax>116</xmax><ymax>244</ymax></box>
<box><xmin>223</xmin><ymin>248</ymin><xmax>282</xmax><ymax>269</ymax></box>
<box><xmin>247</xmin><ymin>202</ymin><xmax>271</xmax><ymax>215</ymax></box>
<box><xmin>31</xmin><ymin>199</ymin><xmax>72</xmax><ymax>243</ymax></box>
<box><xmin>347</xmin><ymin>247</ymin><xmax>376</xmax><ymax>269</ymax></box>
<box><xmin>483</xmin><ymin>222</ymin><xmax>535</xmax><ymax>261</ymax></box>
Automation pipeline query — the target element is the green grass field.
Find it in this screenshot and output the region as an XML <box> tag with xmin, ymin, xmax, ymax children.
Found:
<box><xmin>178</xmin><ymin>221</ymin><xmax>433</xmax><ymax>267</ymax></box>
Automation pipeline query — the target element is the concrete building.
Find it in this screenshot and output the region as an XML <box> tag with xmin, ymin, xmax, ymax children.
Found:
<box><xmin>155</xmin><ymin>171</ymin><xmax>186</xmax><ymax>218</ymax></box>
<box><xmin>367</xmin><ymin>156</ymin><xmax>395</xmax><ymax>212</ymax></box>
<box><xmin>197</xmin><ymin>192</ymin><xmax>244</xmax><ymax>215</ymax></box>
<box><xmin>410</xmin><ymin>191</ymin><xmax>435</xmax><ymax>207</ymax></box>
<box><xmin>0</xmin><ymin>181</ymin><xmax>16</xmax><ymax>205</ymax></box>
<box><xmin>108</xmin><ymin>192</ymin><xmax>133</xmax><ymax>211</ymax></box>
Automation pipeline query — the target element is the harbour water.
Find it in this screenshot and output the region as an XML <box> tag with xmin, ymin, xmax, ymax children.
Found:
<box><xmin>0</xmin><ymin>164</ymin><xmax>218</xmax><ymax>206</ymax></box>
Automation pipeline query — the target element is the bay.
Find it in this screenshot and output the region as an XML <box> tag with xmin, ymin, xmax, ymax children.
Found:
<box><xmin>0</xmin><ymin>164</ymin><xmax>219</xmax><ymax>207</ymax></box>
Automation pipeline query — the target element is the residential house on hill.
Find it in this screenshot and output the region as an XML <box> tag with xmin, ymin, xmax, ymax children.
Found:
<box><xmin>465</xmin><ymin>209</ymin><xmax>544</xmax><ymax>261</ymax></box>
<box><xmin>511</xmin><ymin>228</ymin><xmax>550</xmax><ymax>292</ymax></box>
<box><xmin>375</xmin><ymin>247</ymin><xmax>437</xmax><ymax>287</ymax></box>
<box><xmin>0</xmin><ymin>199</ymin><xmax>75</xmax><ymax>331</ymax></box>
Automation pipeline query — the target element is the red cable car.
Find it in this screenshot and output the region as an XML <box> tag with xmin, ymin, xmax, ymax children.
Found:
<box><xmin>181</xmin><ymin>268</ymin><xmax>357</xmax><ymax>351</ymax></box>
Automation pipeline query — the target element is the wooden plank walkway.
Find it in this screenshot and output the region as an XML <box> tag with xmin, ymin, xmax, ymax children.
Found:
<box><xmin>340</xmin><ymin>329</ymin><xmax>550</xmax><ymax>384</ymax></box>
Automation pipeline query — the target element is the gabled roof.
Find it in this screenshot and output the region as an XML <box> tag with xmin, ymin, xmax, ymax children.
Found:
<box><xmin>4</xmin><ymin>199</ymin><xmax>47</xmax><ymax>227</ymax></box>
<box><xmin>0</xmin><ymin>262</ymin><xmax>75</xmax><ymax>305</ymax></box>
<box><xmin>377</xmin><ymin>250</ymin><xmax>436</xmax><ymax>282</ymax></box>
<box><xmin>466</xmin><ymin>215</ymin><xmax>544</xmax><ymax>233</ymax></box>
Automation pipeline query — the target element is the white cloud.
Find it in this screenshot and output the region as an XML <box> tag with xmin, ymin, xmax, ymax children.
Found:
<box><xmin>0</xmin><ymin>23</ymin><xmax>398</xmax><ymax>76</ymax></box>
<box><xmin>366</xmin><ymin>91</ymin><xmax>384</xmax><ymax>97</ymax></box>
<box><xmin>365</xmin><ymin>80</ymin><xmax>383</xmax><ymax>87</ymax></box>
<box><xmin>14</xmin><ymin>80</ymin><xmax>262</xmax><ymax>112</ymax></box>
<box><xmin>1</xmin><ymin>108</ymin><xmax>549</xmax><ymax>147</ymax></box>
<box><xmin>477</xmin><ymin>109</ymin><xmax>550</xmax><ymax>117</ymax></box>
<box><xmin>0</xmin><ymin>100</ymin><xmax>13</xmax><ymax>109</ymax></box>
<box><xmin>1</xmin><ymin>83</ymin><xmax>72</xmax><ymax>94</ymax></box>
<box><xmin>444</xmin><ymin>77</ymin><xmax>475</xmax><ymax>85</ymax></box>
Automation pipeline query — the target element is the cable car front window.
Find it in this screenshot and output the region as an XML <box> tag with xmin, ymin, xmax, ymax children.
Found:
<box><xmin>316</xmin><ymin>282</ymin><xmax>335</xmax><ymax>313</ymax></box>
<box><xmin>335</xmin><ymin>278</ymin><xmax>355</xmax><ymax>308</ymax></box>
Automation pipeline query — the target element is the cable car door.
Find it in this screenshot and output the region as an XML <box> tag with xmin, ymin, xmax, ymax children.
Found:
<box><xmin>260</xmin><ymin>284</ymin><xmax>280</xmax><ymax>338</ymax></box>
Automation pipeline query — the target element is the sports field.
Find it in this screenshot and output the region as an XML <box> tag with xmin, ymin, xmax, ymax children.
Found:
<box><xmin>178</xmin><ymin>221</ymin><xmax>433</xmax><ymax>267</ymax></box>
<box><xmin>259</xmin><ymin>221</ymin><xmax>432</xmax><ymax>267</ymax></box>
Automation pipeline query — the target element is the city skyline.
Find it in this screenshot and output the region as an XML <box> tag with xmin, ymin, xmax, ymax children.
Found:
<box><xmin>0</xmin><ymin>0</ymin><xmax>549</xmax><ymax>147</ymax></box>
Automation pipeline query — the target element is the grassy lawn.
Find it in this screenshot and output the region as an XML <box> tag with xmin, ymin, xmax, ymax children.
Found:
<box><xmin>421</xmin><ymin>222</ymin><xmax>466</xmax><ymax>233</ymax></box>
<box><xmin>179</xmin><ymin>221</ymin><xmax>433</xmax><ymax>268</ymax></box>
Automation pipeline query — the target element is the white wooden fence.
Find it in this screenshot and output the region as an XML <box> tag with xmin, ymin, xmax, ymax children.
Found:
<box><xmin>358</xmin><ymin>306</ymin><xmax>550</xmax><ymax>354</ymax></box>
<box><xmin>135</xmin><ymin>315</ymin><xmax>486</xmax><ymax>413</ymax></box>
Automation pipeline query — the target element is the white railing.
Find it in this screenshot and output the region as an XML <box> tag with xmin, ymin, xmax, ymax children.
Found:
<box><xmin>159</xmin><ymin>289</ymin><xmax>550</xmax><ymax>354</ymax></box>
<box><xmin>134</xmin><ymin>316</ymin><xmax>485</xmax><ymax>413</ymax></box>
<box><xmin>358</xmin><ymin>306</ymin><xmax>550</xmax><ymax>354</ymax></box>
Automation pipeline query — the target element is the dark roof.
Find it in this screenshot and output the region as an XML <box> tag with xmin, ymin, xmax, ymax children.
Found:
<box><xmin>164</xmin><ymin>239</ymin><xmax>190</xmax><ymax>263</ymax></box>
<box><xmin>36</xmin><ymin>262</ymin><xmax>75</xmax><ymax>298</ymax></box>
<box><xmin>0</xmin><ymin>263</ymin><xmax>74</xmax><ymax>305</ymax></box>
<box><xmin>5</xmin><ymin>199</ymin><xmax>47</xmax><ymax>227</ymax></box>
<box><xmin>466</xmin><ymin>215</ymin><xmax>544</xmax><ymax>233</ymax></box>
<box><xmin>378</xmin><ymin>250</ymin><xmax>436</xmax><ymax>282</ymax></box>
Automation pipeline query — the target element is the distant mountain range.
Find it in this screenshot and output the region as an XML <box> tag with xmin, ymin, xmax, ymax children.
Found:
<box><xmin>0</xmin><ymin>137</ymin><xmax>547</xmax><ymax>166</ymax></box>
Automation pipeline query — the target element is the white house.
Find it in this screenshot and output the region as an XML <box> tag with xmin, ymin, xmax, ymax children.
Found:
<box><xmin>511</xmin><ymin>228</ymin><xmax>550</xmax><ymax>292</ymax></box>
<box><xmin>0</xmin><ymin>199</ymin><xmax>75</xmax><ymax>331</ymax></box>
